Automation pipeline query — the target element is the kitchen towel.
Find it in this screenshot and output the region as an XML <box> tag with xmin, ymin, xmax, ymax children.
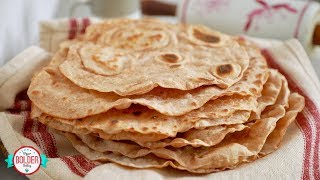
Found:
<box><xmin>177</xmin><ymin>0</ymin><xmax>320</xmax><ymax>53</ymax></box>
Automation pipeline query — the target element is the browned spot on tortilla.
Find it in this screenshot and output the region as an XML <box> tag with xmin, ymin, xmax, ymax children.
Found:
<box><xmin>256</xmin><ymin>74</ymin><xmax>263</xmax><ymax>78</ymax></box>
<box><xmin>92</xmin><ymin>55</ymin><xmax>120</xmax><ymax>71</ymax></box>
<box><xmin>132</xmin><ymin>111</ymin><xmax>142</xmax><ymax>116</ymax></box>
<box><xmin>150</xmin><ymin>34</ymin><xmax>162</xmax><ymax>41</ymax></box>
<box><xmin>127</xmin><ymin>33</ymin><xmax>143</xmax><ymax>41</ymax></box>
<box><xmin>45</xmin><ymin>69</ymin><xmax>57</xmax><ymax>76</ymax></box>
<box><xmin>161</xmin><ymin>53</ymin><xmax>179</xmax><ymax>63</ymax></box>
<box><xmin>193</xmin><ymin>29</ymin><xmax>220</xmax><ymax>43</ymax></box>
<box><xmin>170</xmin><ymin>64</ymin><xmax>181</xmax><ymax>68</ymax></box>
<box><xmin>91</xmin><ymin>133</ymin><xmax>100</xmax><ymax>137</ymax></box>
<box><xmin>31</xmin><ymin>90</ymin><xmax>41</xmax><ymax>95</ymax></box>
<box><xmin>249</xmin><ymin>88</ymin><xmax>258</xmax><ymax>94</ymax></box>
<box><xmin>111</xmin><ymin>120</ymin><xmax>119</xmax><ymax>124</ymax></box>
<box><xmin>142</xmin><ymin>127</ymin><xmax>148</xmax><ymax>131</ymax></box>
<box><xmin>52</xmin><ymin>81</ymin><xmax>59</xmax><ymax>86</ymax></box>
<box><xmin>190</xmin><ymin>102</ymin><xmax>197</xmax><ymax>106</ymax></box>
<box><xmin>217</xmin><ymin>64</ymin><xmax>233</xmax><ymax>77</ymax></box>
<box><xmin>253</xmin><ymin>80</ymin><xmax>262</xmax><ymax>85</ymax></box>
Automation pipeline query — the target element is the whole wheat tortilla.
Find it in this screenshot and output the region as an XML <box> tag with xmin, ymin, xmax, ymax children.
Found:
<box><xmin>63</xmin><ymin>97</ymin><xmax>299</xmax><ymax>173</ymax></box>
<box><xmin>33</xmin><ymin>69</ymin><xmax>284</xmax><ymax>145</ymax></box>
<box><xmin>59</xmin><ymin>19</ymin><xmax>249</xmax><ymax>96</ymax></box>
<box><xmin>85</xmin><ymin>18</ymin><xmax>179</xmax><ymax>51</ymax></box>
<box><xmin>28</xmin><ymin>43</ymin><xmax>268</xmax><ymax>119</ymax></box>
<box><xmin>58</xmin><ymin>74</ymin><xmax>290</xmax><ymax>149</ymax></box>
<box><xmin>33</xmin><ymin>69</ymin><xmax>283</xmax><ymax>143</ymax></box>
<box><xmin>66</xmin><ymin>105</ymin><xmax>281</xmax><ymax>159</ymax></box>
<box><xmin>259</xmin><ymin>93</ymin><xmax>304</xmax><ymax>156</ymax></box>
<box><xmin>274</xmin><ymin>73</ymin><xmax>290</xmax><ymax>108</ymax></box>
<box><xmin>36</xmin><ymin>108</ymin><xmax>251</xmax><ymax>142</ymax></box>
<box><xmin>250</xmin><ymin>70</ymin><xmax>285</xmax><ymax>119</ymax></box>
<box><xmin>34</xmin><ymin>94</ymin><xmax>255</xmax><ymax>135</ymax></box>
<box><xmin>35</xmin><ymin>70</ymin><xmax>285</xmax><ymax>145</ymax></box>
<box><xmin>74</xmin><ymin>124</ymin><xmax>248</xmax><ymax>156</ymax></box>
<box><xmin>59</xmin><ymin>37</ymin><xmax>249</xmax><ymax>96</ymax></box>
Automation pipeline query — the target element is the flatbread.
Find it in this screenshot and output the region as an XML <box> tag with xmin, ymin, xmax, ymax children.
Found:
<box><xmin>35</xmin><ymin>70</ymin><xmax>285</xmax><ymax>144</ymax></box>
<box><xmin>28</xmin><ymin>43</ymin><xmax>268</xmax><ymax>119</ymax></box>
<box><xmin>34</xmin><ymin>93</ymin><xmax>255</xmax><ymax>135</ymax></box>
<box><xmin>124</xmin><ymin>124</ymin><xmax>248</xmax><ymax>149</ymax></box>
<box><xmin>59</xmin><ymin>19</ymin><xmax>249</xmax><ymax>96</ymax></box>
<box><xmin>66</xmin><ymin>107</ymin><xmax>279</xmax><ymax>159</ymax></box>
<box><xmin>33</xmin><ymin>70</ymin><xmax>284</xmax><ymax>143</ymax></box>
<box><xmin>259</xmin><ymin>93</ymin><xmax>304</xmax><ymax>156</ymax></box>
<box><xmin>250</xmin><ymin>69</ymin><xmax>285</xmax><ymax>119</ymax></box>
<box><xmin>36</xmin><ymin>108</ymin><xmax>251</xmax><ymax>143</ymax></box>
<box><xmin>63</xmin><ymin>99</ymin><xmax>291</xmax><ymax>173</ymax></box>
<box><xmin>75</xmin><ymin>124</ymin><xmax>248</xmax><ymax>154</ymax></box>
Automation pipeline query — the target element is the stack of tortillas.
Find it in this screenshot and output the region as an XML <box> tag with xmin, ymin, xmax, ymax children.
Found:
<box><xmin>27</xmin><ymin>18</ymin><xmax>305</xmax><ymax>173</ymax></box>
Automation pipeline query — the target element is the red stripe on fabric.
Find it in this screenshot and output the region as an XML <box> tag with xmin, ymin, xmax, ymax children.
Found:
<box><xmin>22</xmin><ymin>112</ymin><xmax>36</xmax><ymax>143</ymax></box>
<box><xmin>81</xmin><ymin>18</ymin><xmax>90</xmax><ymax>34</ymax></box>
<box><xmin>25</xmin><ymin>101</ymin><xmax>31</xmax><ymax>110</ymax></box>
<box><xmin>60</xmin><ymin>156</ymin><xmax>85</xmax><ymax>177</ymax></box>
<box><xmin>72</xmin><ymin>155</ymin><xmax>97</xmax><ymax>173</ymax></box>
<box><xmin>262</xmin><ymin>49</ymin><xmax>320</xmax><ymax>179</ymax></box>
<box><xmin>181</xmin><ymin>0</ymin><xmax>190</xmax><ymax>23</ymax></box>
<box><xmin>69</xmin><ymin>156</ymin><xmax>87</xmax><ymax>175</ymax></box>
<box><xmin>15</xmin><ymin>91</ymin><xmax>95</xmax><ymax>177</ymax></box>
<box><xmin>31</xmin><ymin>120</ymin><xmax>94</xmax><ymax>175</ymax></box>
<box><xmin>16</xmin><ymin>95</ymin><xmax>59</xmax><ymax>158</ymax></box>
<box><xmin>293</xmin><ymin>2</ymin><xmax>310</xmax><ymax>38</ymax></box>
<box><xmin>314</xmin><ymin>126</ymin><xmax>320</xmax><ymax>179</ymax></box>
<box><xmin>22</xmin><ymin>117</ymin><xmax>59</xmax><ymax>158</ymax></box>
<box><xmin>9</xmin><ymin>100</ymin><xmax>31</xmax><ymax>113</ymax></box>
<box><xmin>15</xmin><ymin>89</ymin><xmax>29</xmax><ymax>100</ymax></box>
<box><xmin>69</xmin><ymin>18</ymin><xmax>78</xmax><ymax>40</ymax></box>
<box><xmin>37</xmin><ymin>122</ymin><xmax>59</xmax><ymax>158</ymax></box>
<box><xmin>14</xmin><ymin>101</ymin><xmax>21</xmax><ymax>111</ymax></box>
<box><xmin>296</xmin><ymin>112</ymin><xmax>312</xmax><ymax>180</ymax></box>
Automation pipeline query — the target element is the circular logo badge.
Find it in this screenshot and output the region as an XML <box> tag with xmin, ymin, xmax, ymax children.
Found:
<box><xmin>13</xmin><ymin>146</ymin><xmax>41</xmax><ymax>175</ymax></box>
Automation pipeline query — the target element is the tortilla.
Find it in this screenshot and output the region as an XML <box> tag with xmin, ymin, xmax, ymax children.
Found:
<box><xmin>59</xmin><ymin>19</ymin><xmax>249</xmax><ymax>95</ymax></box>
<box><xmin>63</xmin><ymin>99</ymin><xmax>291</xmax><ymax>173</ymax></box>
<box><xmin>33</xmin><ymin>69</ymin><xmax>286</xmax><ymax>144</ymax></box>
<box><xmin>28</xmin><ymin>43</ymin><xmax>268</xmax><ymax>119</ymax></box>
<box><xmin>259</xmin><ymin>93</ymin><xmax>304</xmax><ymax>156</ymax></box>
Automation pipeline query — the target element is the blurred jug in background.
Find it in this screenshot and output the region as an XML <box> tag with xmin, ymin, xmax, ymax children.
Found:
<box><xmin>71</xmin><ymin>0</ymin><xmax>141</xmax><ymax>18</ymax></box>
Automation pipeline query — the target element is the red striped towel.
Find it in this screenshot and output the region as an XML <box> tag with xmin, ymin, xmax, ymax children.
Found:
<box><xmin>0</xmin><ymin>18</ymin><xmax>319</xmax><ymax>180</ymax></box>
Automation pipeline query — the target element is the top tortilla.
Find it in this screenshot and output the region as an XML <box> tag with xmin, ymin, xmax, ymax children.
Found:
<box><xmin>58</xmin><ymin>19</ymin><xmax>249</xmax><ymax>96</ymax></box>
<box><xmin>27</xmin><ymin>41</ymin><xmax>267</xmax><ymax>119</ymax></box>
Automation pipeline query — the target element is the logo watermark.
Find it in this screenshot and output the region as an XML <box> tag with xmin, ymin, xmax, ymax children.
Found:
<box><xmin>5</xmin><ymin>146</ymin><xmax>48</xmax><ymax>175</ymax></box>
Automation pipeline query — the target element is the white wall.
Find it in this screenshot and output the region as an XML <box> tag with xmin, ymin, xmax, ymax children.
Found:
<box><xmin>0</xmin><ymin>0</ymin><xmax>90</xmax><ymax>66</ymax></box>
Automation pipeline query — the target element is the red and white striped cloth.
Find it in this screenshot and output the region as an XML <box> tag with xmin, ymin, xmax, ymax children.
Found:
<box><xmin>39</xmin><ymin>17</ymin><xmax>101</xmax><ymax>53</ymax></box>
<box><xmin>177</xmin><ymin>0</ymin><xmax>320</xmax><ymax>53</ymax></box>
<box><xmin>0</xmin><ymin>18</ymin><xmax>319</xmax><ymax>179</ymax></box>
